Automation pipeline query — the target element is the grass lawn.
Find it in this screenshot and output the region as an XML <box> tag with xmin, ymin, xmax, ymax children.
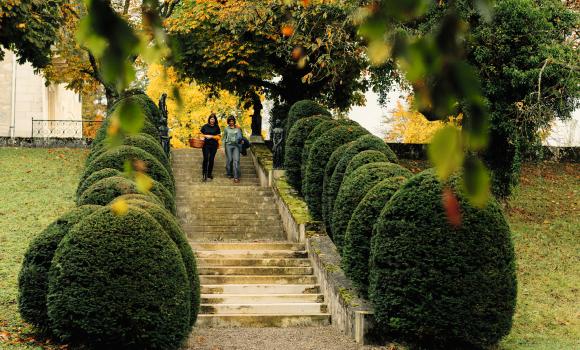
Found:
<box><xmin>0</xmin><ymin>149</ymin><xmax>577</xmax><ymax>349</ymax></box>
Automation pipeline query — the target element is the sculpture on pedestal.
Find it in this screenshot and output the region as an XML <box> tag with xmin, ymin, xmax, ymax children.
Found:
<box><xmin>272</xmin><ymin>119</ymin><xmax>284</xmax><ymax>169</ymax></box>
<box><xmin>158</xmin><ymin>93</ymin><xmax>171</xmax><ymax>156</ymax></box>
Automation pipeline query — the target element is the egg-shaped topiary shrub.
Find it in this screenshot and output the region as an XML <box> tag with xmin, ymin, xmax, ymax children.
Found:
<box><xmin>369</xmin><ymin>169</ymin><xmax>517</xmax><ymax>349</ymax></box>
<box><xmin>18</xmin><ymin>205</ymin><xmax>101</xmax><ymax>332</ymax></box>
<box><xmin>321</xmin><ymin>142</ymin><xmax>354</xmax><ymax>232</ymax></box>
<box><xmin>108</xmin><ymin>91</ymin><xmax>163</xmax><ymax>127</ymax></box>
<box><xmin>90</xmin><ymin>117</ymin><xmax>160</xmax><ymax>156</ymax></box>
<box><xmin>76</xmin><ymin>168</ymin><xmax>122</xmax><ymax>202</ymax></box>
<box><xmin>87</xmin><ymin>133</ymin><xmax>171</xmax><ymax>174</ymax></box>
<box><xmin>47</xmin><ymin>206</ymin><xmax>191</xmax><ymax>349</ymax></box>
<box><xmin>285</xmin><ymin>100</ymin><xmax>332</xmax><ymax>137</ymax></box>
<box><xmin>323</xmin><ymin>135</ymin><xmax>398</xmax><ymax>231</ymax></box>
<box><xmin>303</xmin><ymin>124</ymin><xmax>368</xmax><ymax>220</ymax></box>
<box><xmin>81</xmin><ymin>145</ymin><xmax>174</xmax><ymax>196</ymax></box>
<box><xmin>341</xmin><ymin>177</ymin><xmax>408</xmax><ymax>297</ymax></box>
<box><xmin>344</xmin><ymin>150</ymin><xmax>391</xmax><ymax>180</ymax></box>
<box><xmin>123</xmin><ymin>199</ymin><xmax>200</xmax><ymax>325</ymax></box>
<box><xmin>284</xmin><ymin>116</ymin><xmax>331</xmax><ymax>191</ymax></box>
<box><xmin>331</xmin><ymin>162</ymin><xmax>412</xmax><ymax>251</ymax></box>
<box><xmin>300</xmin><ymin>119</ymin><xmax>340</xmax><ymax>188</ymax></box>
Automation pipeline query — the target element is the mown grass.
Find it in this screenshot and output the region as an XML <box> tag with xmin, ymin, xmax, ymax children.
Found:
<box><xmin>0</xmin><ymin>147</ymin><xmax>87</xmax><ymax>349</ymax></box>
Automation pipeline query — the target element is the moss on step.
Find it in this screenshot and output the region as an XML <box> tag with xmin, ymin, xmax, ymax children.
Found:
<box><xmin>251</xmin><ymin>144</ymin><xmax>273</xmax><ymax>171</ymax></box>
<box><xmin>338</xmin><ymin>287</ymin><xmax>360</xmax><ymax>308</ymax></box>
<box><xmin>275</xmin><ymin>176</ymin><xmax>312</xmax><ymax>224</ymax></box>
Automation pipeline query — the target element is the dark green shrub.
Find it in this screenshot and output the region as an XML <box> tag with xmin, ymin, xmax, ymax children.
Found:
<box><xmin>331</xmin><ymin>162</ymin><xmax>412</xmax><ymax>250</ymax></box>
<box><xmin>344</xmin><ymin>150</ymin><xmax>391</xmax><ymax>180</ymax></box>
<box><xmin>300</xmin><ymin>120</ymin><xmax>339</xmax><ymax>190</ymax></box>
<box><xmin>109</xmin><ymin>91</ymin><xmax>162</xmax><ymax>127</ymax></box>
<box><xmin>47</xmin><ymin>206</ymin><xmax>190</xmax><ymax>349</ymax></box>
<box><xmin>369</xmin><ymin>169</ymin><xmax>517</xmax><ymax>349</ymax></box>
<box><xmin>76</xmin><ymin>168</ymin><xmax>122</xmax><ymax>202</ymax></box>
<box><xmin>303</xmin><ymin>124</ymin><xmax>368</xmax><ymax>220</ymax></box>
<box><xmin>91</xmin><ymin>117</ymin><xmax>160</xmax><ymax>153</ymax></box>
<box><xmin>323</xmin><ymin>134</ymin><xmax>398</xmax><ymax>231</ymax></box>
<box><xmin>114</xmin><ymin>193</ymin><xmax>164</xmax><ymax>207</ymax></box>
<box><xmin>284</xmin><ymin>116</ymin><xmax>330</xmax><ymax>191</ymax></box>
<box><xmin>81</xmin><ymin>145</ymin><xmax>174</xmax><ymax>195</ymax></box>
<box><xmin>321</xmin><ymin>142</ymin><xmax>353</xmax><ymax>231</ymax></box>
<box><xmin>285</xmin><ymin>100</ymin><xmax>331</xmax><ymax>136</ymax></box>
<box><xmin>87</xmin><ymin>133</ymin><xmax>171</xmax><ymax>173</ymax></box>
<box><xmin>341</xmin><ymin>177</ymin><xmax>408</xmax><ymax>297</ymax></box>
<box><xmin>124</xmin><ymin>199</ymin><xmax>200</xmax><ymax>326</ymax></box>
<box><xmin>18</xmin><ymin>206</ymin><xmax>101</xmax><ymax>332</ymax></box>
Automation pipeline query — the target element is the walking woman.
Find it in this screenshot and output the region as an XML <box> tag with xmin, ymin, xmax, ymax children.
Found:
<box><xmin>223</xmin><ymin>115</ymin><xmax>243</xmax><ymax>183</ymax></box>
<box><xmin>201</xmin><ymin>113</ymin><xmax>221</xmax><ymax>181</ymax></box>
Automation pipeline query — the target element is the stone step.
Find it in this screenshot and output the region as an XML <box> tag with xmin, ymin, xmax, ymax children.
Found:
<box><xmin>192</xmin><ymin>242</ymin><xmax>305</xmax><ymax>251</ymax></box>
<box><xmin>200</xmin><ymin>284</ymin><xmax>320</xmax><ymax>294</ymax></box>
<box><xmin>201</xmin><ymin>294</ymin><xmax>324</xmax><ymax>304</ymax></box>
<box><xmin>176</xmin><ymin>196</ymin><xmax>274</xmax><ymax>203</ymax></box>
<box><xmin>183</xmin><ymin>219</ymin><xmax>282</xmax><ymax>227</ymax></box>
<box><xmin>199</xmin><ymin>275</ymin><xmax>318</xmax><ymax>285</ymax></box>
<box><xmin>179</xmin><ymin>202</ymin><xmax>277</xmax><ymax>209</ymax></box>
<box><xmin>177</xmin><ymin>187</ymin><xmax>273</xmax><ymax>194</ymax></box>
<box><xmin>200</xmin><ymin>303</ymin><xmax>328</xmax><ymax>315</ymax></box>
<box><xmin>197</xmin><ymin>258</ymin><xmax>311</xmax><ymax>267</ymax></box>
<box><xmin>186</xmin><ymin>179</ymin><xmax>261</xmax><ymax>185</ymax></box>
<box><xmin>198</xmin><ymin>266</ymin><xmax>314</xmax><ymax>276</ymax></box>
<box><xmin>186</xmin><ymin>232</ymin><xmax>286</xmax><ymax>241</ymax></box>
<box><xmin>186</xmin><ymin>227</ymin><xmax>283</xmax><ymax>234</ymax></box>
<box><xmin>182</xmin><ymin>212</ymin><xmax>281</xmax><ymax>220</ymax></box>
<box><xmin>195</xmin><ymin>314</ymin><xmax>331</xmax><ymax>327</ymax></box>
<box><xmin>194</xmin><ymin>249</ymin><xmax>308</xmax><ymax>259</ymax></box>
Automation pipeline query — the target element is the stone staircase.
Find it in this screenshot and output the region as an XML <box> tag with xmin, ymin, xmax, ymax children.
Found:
<box><xmin>172</xmin><ymin>148</ymin><xmax>330</xmax><ymax>327</ymax></box>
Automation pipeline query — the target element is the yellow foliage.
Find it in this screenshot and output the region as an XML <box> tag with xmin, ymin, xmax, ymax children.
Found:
<box><xmin>146</xmin><ymin>64</ymin><xmax>253</xmax><ymax>148</ymax></box>
<box><xmin>385</xmin><ymin>97</ymin><xmax>462</xmax><ymax>144</ymax></box>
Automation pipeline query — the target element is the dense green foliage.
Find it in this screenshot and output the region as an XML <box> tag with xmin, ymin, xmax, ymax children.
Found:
<box><xmin>303</xmin><ymin>124</ymin><xmax>368</xmax><ymax>220</ymax></box>
<box><xmin>344</xmin><ymin>150</ymin><xmax>392</xmax><ymax>180</ymax></box>
<box><xmin>323</xmin><ymin>135</ymin><xmax>398</xmax><ymax>230</ymax></box>
<box><xmin>75</xmin><ymin>168</ymin><xmax>122</xmax><ymax>202</ymax></box>
<box><xmin>17</xmin><ymin>205</ymin><xmax>101</xmax><ymax>332</ymax></box>
<box><xmin>321</xmin><ymin>142</ymin><xmax>354</xmax><ymax>231</ymax></box>
<box><xmin>81</xmin><ymin>145</ymin><xmax>174</xmax><ymax>195</ymax></box>
<box><xmin>300</xmin><ymin>119</ymin><xmax>340</xmax><ymax>188</ymax></box>
<box><xmin>369</xmin><ymin>169</ymin><xmax>517</xmax><ymax>348</ymax></box>
<box><xmin>285</xmin><ymin>100</ymin><xmax>331</xmax><ymax>136</ymax></box>
<box><xmin>284</xmin><ymin>116</ymin><xmax>330</xmax><ymax>191</ymax></box>
<box><xmin>47</xmin><ymin>207</ymin><xmax>190</xmax><ymax>349</ymax></box>
<box><xmin>91</xmin><ymin>118</ymin><xmax>160</xmax><ymax>153</ymax></box>
<box><xmin>124</xmin><ymin>199</ymin><xmax>200</xmax><ymax>326</ymax></box>
<box><xmin>331</xmin><ymin>162</ymin><xmax>412</xmax><ymax>250</ymax></box>
<box><xmin>342</xmin><ymin>177</ymin><xmax>407</xmax><ymax>297</ymax></box>
<box><xmin>109</xmin><ymin>90</ymin><xmax>163</xmax><ymax>127</ymax></box>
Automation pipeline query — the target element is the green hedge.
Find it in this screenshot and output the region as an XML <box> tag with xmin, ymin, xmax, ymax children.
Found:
<box><xmin>47</xmin><ymin>206</ymin><xmax>190</xmax><ymax>349</ymax></box>
<box><xmin>76</xmin><ymin>168</ymin><xmax>122</xmax><ymax>202</ymax></box>
<box><xmin>369</xmin><ymin>169</ymin><xmax>517</xmax><ymax>348</ymax></box>
<box><xmin>91</xmin><ymin>117</ymin><xmax>160</xmax><ymax>154</ymax></box>
<box><xmin>331</xmin><ymin>162</ymin><xmax>412</xmax><ymax>251</ymax></box>
<box><xmin>284</xmin><ymin>116</ymin><xmax>330</xmax><ymax>191</ymax></box>
<box><xmin>124</xmin><ymin>199</ymin><xmax>200</xmax><ymax>326</ymax></box>
<box><xmin>300</xmin><ymin>119</ymin><xmax>340</xmax><ymax>190</ymax></box>
<box><xmin>321</xmin><ymin>142</ymin><xmax>353</xmax><ymax>232</ymax></box>
<box><xmin>114</xmin><ymin>193</ymin><xmax>164</xmax><ymax>207</ymax></box>
<box><xmin>323</xmin><ymin>135</ymin><xmax>397</xmax><ymax>231</ymax></box>
<box><xmin>341</xmin><ymin>177</ymin><xmax>408</xmax><ymax>297</ymax></box>
<box><xmin>303</xmin><ymin>124</ymin><xmax>368</xmax><ymax>220</ymax></box>
<box><xmin>344</xmin><ymin>150</ymin><xmax>391</xmax><ymax>180</ymax></box>
<box><xmin>285</xmin><ymin>100</ymin><xmax>331</xmax><ymax>138</ymax></box>
<box><xmin>81</xmin><ymin>145</ymin><xmax>175</xmax><ymax>196</ymax></box>
<box><xmin>18</xmin><ymin>205</ymin><xmax>101</xmax><ymax>332</ymax></box>
<box><xmin>108</xmin><ymin>91</ymin><xmax>162</xmax><ymax>127</ymax></box>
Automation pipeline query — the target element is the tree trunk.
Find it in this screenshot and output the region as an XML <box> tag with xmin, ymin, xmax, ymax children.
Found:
<box><xmin>250</xmin><ymin>90</ymin><xmax>263</xmax><ymax>136</ymax></box>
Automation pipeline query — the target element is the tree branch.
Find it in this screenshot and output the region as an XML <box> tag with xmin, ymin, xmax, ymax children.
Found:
<box><xmin>160</xmin><ymin>0</ymin><xmax>180</xmax><ymax>18</ymax></box>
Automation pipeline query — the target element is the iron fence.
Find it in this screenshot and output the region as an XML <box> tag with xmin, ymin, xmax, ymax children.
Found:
<box><xmin>31</xmin><ymin>118</ymin><xmax>103</xmax><ymax>139</ymax></box>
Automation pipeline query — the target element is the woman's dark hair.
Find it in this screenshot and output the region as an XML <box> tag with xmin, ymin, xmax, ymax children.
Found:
<box><xmin>207</xmin><ymin>113</ymin><xmax>217</xmax><ymax>124</ymax></box>
<box><xmin>226</xmin><ymin>115</ymin><xmax>236</xmax><ymax>124</ymax></box>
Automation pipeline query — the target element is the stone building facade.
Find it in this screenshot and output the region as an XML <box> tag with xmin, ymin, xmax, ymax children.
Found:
<box><xmin>0</xmin><ymin>51</ymin><xmax>82</xmax><ymax>138</ymax></box>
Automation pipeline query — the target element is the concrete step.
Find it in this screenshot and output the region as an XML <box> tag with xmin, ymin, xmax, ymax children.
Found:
<box><xmin>176</xmin><ymin>197</ymin><xmax>274</xmax><ymax>204</ymax></box>
<box><xmin>176</xmin><ymin>187</ymin><xmax>273</xmax><ymax>195</ymax></box>
<box><xmin>198</xmin><ymin>266</ymin><xmax>313</xmax><ymax>276</ymax></box>
<box><xmin>194</xmin><ymin>249</ymin><xmax>308</xmax><ymax>259</ymax></box>
<box><xmin>179</xmin><ymin>203</ymin><xmax>278</xmax><ymax>211</ymax></box>
<box><xmin>195</xmin><ymin>314</ymin><xmax>331</xmax><ymax>327</ymax></box>
<box><xmin>182</xmin><ymin>212</ymin><xmax>281</xmax><ymax>220</ymax></box>
<box><xmin>200</xmin><ymin>284</ymin><xmax>320</xmax><ymax>294</ymax></box>
<box><xmin>201</xmin><ymin>294</ymin><xmax>324</xmax><ymax>304</ymax></box>
<box><xmin>200</xmin><ymin>303</ymin><xmax>328</xmax><ymax>315</ymax></box>
<box><xmin>186</xmin><ymin>232</ymin><xmax>286</xmax><ymax>241</ymax></box>
<box><xmin>192</xmin><ymin>242</ymin><xmax>305</xmax><ymax>251</ymax></box>
<box><xmin>184</xmin><ymin>219</ymin><xmax>282</xmax><ymax>227</ymax></box>
<box><xmin>199</xmin><ymin>275</ymin><xmax>318</xmax><ymax>285</ymax></box>
<box><xmin>197</xmin><ymin>258</ymin><xmax>311</xmax><ymax>267</ymax></box>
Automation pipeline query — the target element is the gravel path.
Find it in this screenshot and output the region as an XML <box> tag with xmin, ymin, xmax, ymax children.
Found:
<box><xmin>186</xmin><ymin>327</ymin><xmax>396</xmax><ymax>350</ymax></box>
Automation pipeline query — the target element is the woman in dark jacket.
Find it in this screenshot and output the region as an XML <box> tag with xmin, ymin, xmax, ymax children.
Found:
<box><xmin>200</xmin><ymin>113</ymin><xmax>221</xmax><ymax>181</ymax></box>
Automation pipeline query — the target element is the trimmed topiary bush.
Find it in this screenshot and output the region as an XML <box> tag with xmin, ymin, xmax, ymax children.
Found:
<box><xmin>285</xmin><ymin>100</ymin><xmax>331</xmax><ymax>137</ymax></box>
<box><xmin>344</xmin><ymin>150</ymin><xmax>391</xmax><ymax>180</ymax></box>
<box><xmin>18</xmin><ymin>205</ymin><xmax>101</xmax><ymax>332</ymax></box>
<box><xmin>331</xmin><ymin>162</ymin><xmax>412</xmax><ymax>250</ymax></box>
<box><xmin>47</xmin><ymin>206</ymin><xmax>190</xmax><ymax>349</ymax></box>
<box><xmin>114</xmin><ymin>193</ymin><xmax>164</xmax><ymax>207</ymax></box>
<box><xmin>341</xmin><ymin>177</ymin><xmax>408</xmax><ymax>297</ymax></box>
<box><xmin>91</xmin><ymin>117</ymin><xmax>160</xmax><ymax>153</ymax></box>
<box><xmin>124</xmin><ymin>199</ymin><xmax>200</xmax><ymax>326</ymax></box>
<box><xmin>109</xmin><ymin>91</ymin><xmax>163</xmax><ymax>128</ymax></box>
<box><xmin>321</xmin><ymin>142</ymin><xmax>353</xmax><ymax>231</ymax></box>
<box><xmin>300</xmin><ymin>119</ymin><xmax>340</xmax><ymax>189</ymax></box>
<box><xmin>76</xmin><ymin>168</ymin><xmax>122</xmax><ymax>202</ymax></box>
<box><xmin>303</xmin><ymin>124</ymin><xmax>368</xmax><ymax>220</ymax></box>
<box><xmin>284</xmin><ymin>116</ymin><xmax>331</xmax><ymax>191</ymax></box>
<box><xmin>369</xmin><ymin>169</ymin><xmax>517</xmax><ymax>349</ymax></box>
<box><xmin>81</xmin><ymin>145</ymin><xmax>175</xmax><ymax>195</ymax></box>
<box><xmin>323</xmin><ymin>134</ymin><xmax>398</xmax><ymax>230</ymax></box>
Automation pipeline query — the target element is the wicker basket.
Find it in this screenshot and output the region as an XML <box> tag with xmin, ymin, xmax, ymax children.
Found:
<box><xmin>189</xmin><ymin>138</ymin><xmax>205</xmax><ymax>148</ymax></box>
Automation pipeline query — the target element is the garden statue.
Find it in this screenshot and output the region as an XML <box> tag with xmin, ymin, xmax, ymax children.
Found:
<box><xmin>158</xmin><ymin>93</ymin><xmax>171</xmax><ymax>156</ymax></box>
<box><xmin>272</xmin><ymin>119</ymin><xmax>284</xmax><ymax>169</ymax></box>
<box><xmin>158</xmin><ymin>93</ymin><xmax>168</xmax><ymax>124</ymax></box>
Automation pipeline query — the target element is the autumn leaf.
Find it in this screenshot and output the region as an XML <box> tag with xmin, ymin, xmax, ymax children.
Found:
<box><xmin>442</xmin><ymin>187</ymin><xmax>461</xmax><ymax>228</ymax></box>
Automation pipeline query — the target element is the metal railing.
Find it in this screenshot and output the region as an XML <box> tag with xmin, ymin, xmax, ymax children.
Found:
<box><xmin>31</xmin><ymin>118</ymin><xmax>103</xmax><ymax>139</ymax></box>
